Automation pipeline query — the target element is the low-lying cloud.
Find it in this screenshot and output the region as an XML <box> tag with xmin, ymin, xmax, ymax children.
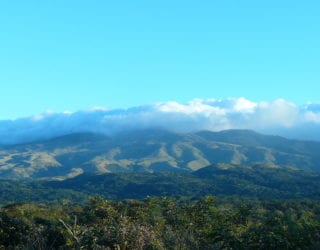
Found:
<box><xmin>1</xmin><ymin>98</ymin><xmax>320</xmax><ymax>144</ymax></box>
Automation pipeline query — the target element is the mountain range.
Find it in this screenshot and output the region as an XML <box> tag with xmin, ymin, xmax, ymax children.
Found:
<box><xmin>0</xmin><ymin>129</ymin><xmax>319</xmax><ymax>180</ymax></box>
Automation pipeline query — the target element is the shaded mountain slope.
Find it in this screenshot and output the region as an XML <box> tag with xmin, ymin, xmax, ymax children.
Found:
<box><xmin>1</xmin><ymin>163</ymin><xmax>319</xmax><ymax>204</ymax></box>
<box><xmin>44</xmin><ymin>163</ymin><xmax>320</xmax><ymax>200</ymax></box>
<box><xmin>0</xmin><ymin>129</ymin><xmax>319</xmax><ymax>179</ymax></box>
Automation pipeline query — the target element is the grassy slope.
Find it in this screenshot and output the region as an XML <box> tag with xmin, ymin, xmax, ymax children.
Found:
<box><xmin>1</xmin><ymin>129</ymin><xmax>320</xmax><ymax>180</ymax></box>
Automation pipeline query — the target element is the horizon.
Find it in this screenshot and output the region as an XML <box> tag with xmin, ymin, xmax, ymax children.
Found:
<box><xmin>1</xmin><ymin>1</ymin><xmax>320</xmax><ymax>119</ymax></box>
<box><xmin>0</xmin><ymin>97</ymin><xmax>320</xmax><ymax>144</ymax></box>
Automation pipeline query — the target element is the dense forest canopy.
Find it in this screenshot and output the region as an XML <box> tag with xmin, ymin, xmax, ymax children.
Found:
<box><xmin>1</xmin><ymin>196</ymin><xmax>320</xmax><ymax>249</ymax></box>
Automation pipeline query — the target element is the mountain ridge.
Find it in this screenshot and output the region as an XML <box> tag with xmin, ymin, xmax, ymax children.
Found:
<box><xmin>0</xmin><ymin>129</ymin><xmax>319</xmax><ymax>180</ymax></box>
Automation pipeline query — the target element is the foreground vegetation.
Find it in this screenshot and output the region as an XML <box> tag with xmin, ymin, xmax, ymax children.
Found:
<box><xmin>1</xmin><ymin>196</ymin><xmax>320</xmax><ymax>249</ymax></box>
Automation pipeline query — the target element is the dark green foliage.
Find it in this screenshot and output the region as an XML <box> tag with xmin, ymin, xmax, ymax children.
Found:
<box><xmin>1</xmin><ymin>197</ymin><xmax>320</xmax><ymax>249</ymax></box>
<box><xmin>1</xmin><ymin>163</ymin><xmax>320</xmax><ymax>204</ymax></box>
<box><xmin>0</xmin><ymin>179</ymin><xmax>87</xmax><ymax>206</ymax></box>
<box><xmin>46</xmin><ymin>163</ymin><xmax>320</xmax><ymax>200</ymax></box>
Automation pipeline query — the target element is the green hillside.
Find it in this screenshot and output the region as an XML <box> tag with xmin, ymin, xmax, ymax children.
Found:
<box><xmin>1</xmin><ymin>163</ymin><xmax>320</xmax><ymax>204</ymax></box>
<box><xmin>0</xmin><ymin>129</ymin><xmax>319</xmax><ymax>180</ymax></box>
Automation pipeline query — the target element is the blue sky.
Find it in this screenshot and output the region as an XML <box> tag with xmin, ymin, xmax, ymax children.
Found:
<box><xmin>1</xmin><ymin>1</ymin><xmax>319</xmax><ymax>119</ymax></box>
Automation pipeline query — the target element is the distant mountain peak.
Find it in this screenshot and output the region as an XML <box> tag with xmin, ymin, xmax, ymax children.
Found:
<box><xmin>0</xmin><ymin>129</ymin><xmax>319</xmax><ymax>180</ymax></box>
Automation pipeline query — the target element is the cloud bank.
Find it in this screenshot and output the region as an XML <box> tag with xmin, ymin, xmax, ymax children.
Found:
<box><xmin>1</xmin><ymin>98</ymin><xmax>320</xmax><ymax>144</ymax></box>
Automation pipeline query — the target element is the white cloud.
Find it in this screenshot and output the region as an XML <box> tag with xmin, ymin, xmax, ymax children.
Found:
<box><xmin>233</xmin><ymin>97</ymin><xmax>257</xmax><ymax>113</ymax></box>
<box><xmin>156</xmin><ymin>99</ymin><xmax>226</xmax><ymax>116</ymax></box>
<box><xmin>1</xmin><ymin>98</ymin><xmax>320</xmax><ymax>144</ymax></box>
<box><xmin>87</xmin><ymin>106</ymin><xmax>109</xmax><ymax>112</ymax></box>
<box><xmin>252</xmin><ymin>99</ymin><xmax>299</xmax><ymax>128</ymax></box>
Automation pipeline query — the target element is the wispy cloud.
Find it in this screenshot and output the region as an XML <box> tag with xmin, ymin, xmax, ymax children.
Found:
<box><xmin>1</xmin><ymin>98</ymin><xmax>320</xmax><ymax>144</ymax></box>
